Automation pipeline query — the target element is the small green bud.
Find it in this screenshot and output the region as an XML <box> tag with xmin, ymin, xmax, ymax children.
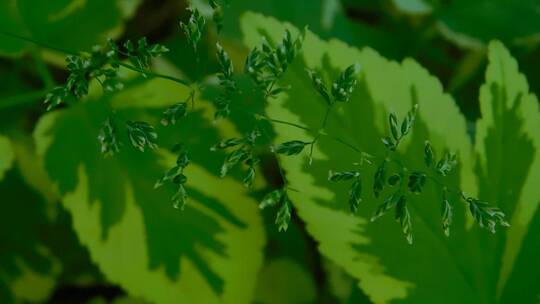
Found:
<box><xmin>465</xmin><ymin>196</ymin><xmax>510</xmax><ymax>233</ymax></box>
<box><xmin>389</xmin><ymin>113</ymin><xmax>399</xmax><ymax>140</ymax></box>
<box><xmin>436</xmin><ymin>152</ymin><xmax>458</xmax><ymax>176</ymax></box>
<box><xmin>408</xmin><ymin>171</ymin><xmax>426</xmax><ymax>194</ymax></box>
<box><xmin>400</xmin><ymin>104</ymin><xmax>418</xmax><ymax>136</ymax></box>
<box><xmin>331</xmin><ymin>63</ymin><xmax>359</xmax><ymax>102</ymax></box>
<box><xmin>395</xmin><ymin>196</ymin><xmax>413</xmax><ymax>244</ymax></box>
<box><xmin>211</xmin><ymin>138</ymin><xmax>244</xmax><ymax>151</ymax></box>
<box><xmin>180</xmin><ymin>8</ymin><xmax>205</xmax><ymax>52</ymax></box>
<box><xmin>424</xmin><ymin>140</ymin><xmax>435</xmax><ymax>168</ymax></box>
<box><xmin>276</xmin><ymin>193</ymin><xmax>292</xmax><ymax>232</ymax></box>
<box><xmin>161</xmin><ymin>102</ymin><xmax>188</xmax><ymax>126</ymax></box>
<box><xmin>259</xmin><ymin>189</ymin><xmax>283</xmax><ymax>210</ymax></box>
<box><xmin>306</xmin><ymin>69</ymin><xmax>331</xmax><ymax>105</ymax></box>
<box><xmin>373</xmin><ymin>161</ymin><xmax>386</xmax><ymax>198</ymax></box>
<box><xmin>243</xmin><ymin>167</ymin><xmax>256</xmax><ymax>188</ymax></box>
<box><xmin>381</xmin><ymin>136</ymin><xmax>396</xmax><ymax>151</ymax></box>
<box><xmin>387</xmin><ymin>174</ymin><xmax>401</xmax><ymax>186</ymax></box>
<box><xmin>216</xmin><ymin>42</ymin><xmax>234</xmax><ymax>80</ymax></box>
<box><xmin>273</xmin><ymin>140</ymin><xmax>309</xmax><ymax>156</ymax></box>
<box><xmin>349</xmin><ymin>178</ymin><xmax>362</xmax><ymax>213</ymax></box>
<box><xmin>210</xmin><ymin>0</ymin><xmax>224</xmax><ymax>33</ymax></box>
<box><xmin>220</xmin><ymin>149</ymin><xmax>249</xmax><ymax>177</ymax></box>
<box><xmin>371</xmin><ymin>192</ymin><xmax>399</xmax><ymax>222</ymax></box>
<box><xmin>98</xmin><ymin>117</ymin><xmax>121</xmax><ymax>157</ymax></box>
<box><xmin>441</xmin><ymin>189</ymin><xmax>453</xmax><ymax>237</ymax></box>
<box><xmin>172</xmin><ymin>184</ymin><xmax>188</xmax><ymax>210</ymax></box>
<box><xmin>328</xmin><ymin>170</ymin><xmax>359</xmax><ymax>182</ymax></box>
<box><xmin>126</xmin><ymin>121</ymin><xmax>157</xmax><ymax>152</ymax></box>
<box><xmin>44</xmin><ymin>86</ymin><xmax>70</xmax><ymax>110</ymax></box>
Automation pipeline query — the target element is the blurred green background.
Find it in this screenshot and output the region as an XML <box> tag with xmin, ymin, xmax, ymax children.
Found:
<box><xmin>0</xmin><ymin>0</ymin><xmax>539</xmax><ymax>303</ymax></box>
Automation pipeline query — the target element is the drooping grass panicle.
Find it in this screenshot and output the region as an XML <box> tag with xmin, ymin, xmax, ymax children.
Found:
<box><xmin>180</xmin><ymin>8</ymin><xmax>206</xmax><ymax>53</ymax></box>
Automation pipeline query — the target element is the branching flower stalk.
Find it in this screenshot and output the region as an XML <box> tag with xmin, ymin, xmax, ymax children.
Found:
<box><xmin>269</xmin><ymin>98</ymin><xmax>509</xmax><ymax>243</ymax></box>
<box><xmin>17</xmin><ymin>6</ymin><xmax>509</xmax><ymax>243</ymax></box>
<box><xmin>212</xmin><ymin>29</ymin><xmax>306</xmax><ymax>231</ymax></box>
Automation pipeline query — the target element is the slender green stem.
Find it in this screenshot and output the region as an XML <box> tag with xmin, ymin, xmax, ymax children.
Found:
<box><xmin>308</xmin><ymin>106</ymin><xmax>333</xmax><ymax>164</ymax></box>
<box><xmin>257</xmin><ymin>113</ymin><xmax>368</xmax><ymax>158</ymax></box>
<box><xmin>320</xmin><ymin>106</ymin><xmax>332</xmax><ymax>129</ymax></box>
<box><xmin>256</xmin><ymin>114</ymin><xmax>312</xmax><ymax>132</ymax></box>
<box><xmin>0</xmin><ymin>30</ymin><xmax>75</xmax><ymax>55</ymax></box>
<box><xmin>425</xmin><ymin>174</ymin><xmax>463</xmax><ymax>199</ymax></box>
<box><xmin>326</xmin><ymin>135</ymin><xmax>364</xmax><ymax>155</ymax></box>
<box><xmin>114</xmin><ymin>62</ymin><xmax>191</xmax><ymax>88</ymax></box>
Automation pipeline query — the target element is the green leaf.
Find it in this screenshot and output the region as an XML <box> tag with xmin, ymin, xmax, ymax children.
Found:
<box><xmin>0</xmin><ymin>0</ymin><xmax>140</xmax><ymax>56</ymax></box>
<box><xmin>0</xmin><ymin>169</ymin><xmax>61</xmax><ymax>303</ymax></box>
<box><xmin>473</xmin><ymin>41</ymin><xmax>540</xmax><ymax>303</ymax></box>
<box><xmin>241</xmin><ymin>13</ymin><xmax>493</xmax><ymax>303</ymax></box>
<box><xmin>437</xmin><ymin>0</ymin><xmax>540</xmax><ymax>48</ymax></box>
<box><xmin>34</xmin><ymin>77</ymin><xmax>265</xmax><ymax>303</ymax></box>
<box><xmin>243</xmin><ymin>14</ymin><xmax>540</xmax><ymax>302</ymax></box>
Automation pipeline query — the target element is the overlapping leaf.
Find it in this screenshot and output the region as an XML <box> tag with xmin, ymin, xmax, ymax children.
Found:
<box><xmin>241</xmin><ymin>13</ymin><xmax>540</xmax><ymax>303</ymax></box>
<box><xmin>437</xmin><ymin>0</ymin><xmax>540</xmax><ymax>48</ymax></box>
<box><xmin>34</xmin><ymin>77</ymin><xmax>265</xmax><ymax>304</ymax></box>
<box><xmin>0</xmin><ymin>0</ymin><xmax>140</xmax><ymax>56</ymax></box>
<box><xmin>0</xmin><ymin>137</ymin><xmax>61</xmax><ymax>303</ymax></box>
<box><xmin>473</xmin><ymin>41</ymin><xmax>540</xmax><ymax>303</ymax></box>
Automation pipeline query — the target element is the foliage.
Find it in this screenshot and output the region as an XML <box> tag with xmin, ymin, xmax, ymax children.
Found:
<box><xmin>241</xmin><ymin>12</ymin><xmax>540</xmax><ymax>303</ymax></box>
<box><xmin>0</xmin><ymin>0</ymin><xmax>539</xmax><ymax>303</ymax></box>
<box><xmin>34</xmin><ymin>78</ymin><xmax>265</xmax><ymax>303</ymax></box>
<box><xmin>0</xmin><ymin>0</ymin><xmax>139</xmax><ymax>56</ymax></box>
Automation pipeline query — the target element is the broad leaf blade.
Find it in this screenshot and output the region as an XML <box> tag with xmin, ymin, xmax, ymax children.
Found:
<box><xmin>0</xmin><ymin>166</ymin><xmax>60</xmax><ymax>303</ymax></box>
<box><xmin>438</xmin><ymin>0</ymin><xmax>540</xmax><ymax>48</ymax></box>
<box><xmin>475</xmin><ymin>41</ymin><xmax>540</xmax><ymax>303</ymax></box>
<box><xmin>241</xmin><ymin>12</ymin><xmax>487</xmax><ymax>303</ymax></box>
<box><xmin>34</xmin><ymin>78</ymin><xmax>265</xmax><ymax>304</ymax></box>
